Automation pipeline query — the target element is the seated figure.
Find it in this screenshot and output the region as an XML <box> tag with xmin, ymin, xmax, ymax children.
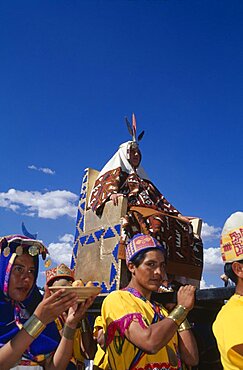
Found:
<box><xmin>89</xmin><ymin>114</ymin><xmax>203</xmax><ymax>282</ymax></box>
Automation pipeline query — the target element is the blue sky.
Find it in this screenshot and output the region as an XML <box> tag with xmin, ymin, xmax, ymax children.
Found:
<box><xmin>1</xmin><ymin>0</ymin><xmax>243</xmax><ymax>288</ymax></box>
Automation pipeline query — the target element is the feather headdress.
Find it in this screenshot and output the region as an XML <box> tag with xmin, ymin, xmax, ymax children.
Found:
<box><xmin>125</xmin><ymin>113</ymin><xmax>145</xmax><ymax>144</ymax></box>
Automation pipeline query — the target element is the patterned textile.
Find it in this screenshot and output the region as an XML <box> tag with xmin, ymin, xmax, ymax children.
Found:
<box><xmin>101</xmin><ymin>288</ymin><xmax>182</xmax><ymax>370</ymax></box>
<box><xmin>89</xmin><ymin>168</ymin><xmax>179</xmax><ymax>217</ymax></box>
<box><xmin>126</xmin><ymin>234</ymin><xmax>165</xmax><ymax>265</ymax></box>
<box><xmin>46</xmin><ymin>263</ymin><xmax>74</xmax><ymax>286</ymax></box>
<box><xmin>220</xmin><ymin>211</ymin><xmax>243</xmax><ymax>263</ymax></box>
<box><xmin>0</xmin><ymin>235</ymin><xmax>48</xmax><ymax>261</ymax></box>
<box><xmin>89</xmin><ymin>140</ymin><xmax>203</xmax><ymax>280</ymax></box>
<box><xmin>0</xmin><ymin>235</ymin><xmax>61</xmax><ymax>364</ymax></box>
<box><xmin>89</xmin><ymin>167</ymin><xmax>203</xmax><ymax>280</ymax></box>
<box><xmin>126</xmin><ymin>209</ymin><xmax>203</xmax><ymax>280</ymax></box>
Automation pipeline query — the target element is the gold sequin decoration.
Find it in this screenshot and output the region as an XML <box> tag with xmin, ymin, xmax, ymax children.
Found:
<box><xmin>28</xmin><ymin>246</ymin><xmax>39</xmax><ymax>256</ymax></box>
<box><xmin>44</xmin><ymin>259</ymin><xmax>52</xmax><ymax>268</ymax></box>
<box><xmin>3</xmin><ymin>247</ymin><xmax>10</xmax><ymax>257</ymax></box>
<box><xmin>16</xmin><ymin>246</ymin><xmax>23</xmax><ymax>256</ymax></box>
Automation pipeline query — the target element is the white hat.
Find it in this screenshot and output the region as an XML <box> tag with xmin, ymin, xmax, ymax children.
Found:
<box><xmin>221</xmin><ymin>211</ymin><xmax>243</xmax><ymax>263</ymax></box>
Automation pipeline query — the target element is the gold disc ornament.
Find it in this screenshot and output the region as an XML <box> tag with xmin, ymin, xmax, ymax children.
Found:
<box><xmin>3</xmin><ymin>247</ymin><xmax>10</xmax><ymax>257</ymax></box>
<box><xmin>44</xmin><ymin>258</ymin><xmax>52</xmax><ymax>268</ymax></box>
<box><xmin>28</xmin><ymin>245</ymin><xmax>39</xmax><ymax>256</ymax></box>
<box><xmin>16</xmin><ymin>246</ymin><xmax>23</xmax><ymax>256</ymax></box>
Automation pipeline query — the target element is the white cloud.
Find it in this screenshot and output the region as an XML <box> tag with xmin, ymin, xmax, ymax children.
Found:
<box><xmin>47</xmin><ymin>234</ymin><xmax>74</xmax><ymax>266</ymax></box>
<box><xmin>203</xmin><ymin>247</ymin><xmax>222</xmax><ymax>271</ymax></box>
<box><xmin>203</xmin><ymin>247</ymin><xmax>224</xmax><ymax>285</ymax></box>
<box><xmin>201</xmin><ymin>222</ymin><xmax>221</xmax><ymax>241</ymax></box>
<box><xmin>40</xmin><ymin>167</ymin><xmax>55</xmax><ymax>175</ymax></box>
<box><xmin>59</xmin><ymin>234</ymin><xmax>74</xmax><ymax>243</ymax></box>
<box><xmin>28</xmin><ymin>165</ymin><xmax>38</xmax><ymax>170</ymax></box>
<box><xmin>0</xmin><ymin>188</ymin><xmax>78</xmax><ymax>219</ymax></box>
<box><xmin>28</xmin><ymin>164</ymin><xmax>55</xmax><ymax>175</ymax></box>
<box><xmin>9</xmin><ymin>204</ymin><xmax>20</xmax><ymax>211</ymax></box>
<box><xmin>200</xmin><ymin>276</ymin><xmax>216</xmax><ymax>289</ymax></box>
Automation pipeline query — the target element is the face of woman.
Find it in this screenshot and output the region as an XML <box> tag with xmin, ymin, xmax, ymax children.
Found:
<box><xmin>129</xmin><ymin>249</ymin><xmax>167</xmax><ymax>298</ymax></box>
<box><xmin>129</xmin><ymin>147</ymin><xmax>141</xmax><ymax>168</ymax></box>
<box><xmin>8</xmin><ymin>253</ymin><xmax>36</xmax><ymax>302</ymax></box>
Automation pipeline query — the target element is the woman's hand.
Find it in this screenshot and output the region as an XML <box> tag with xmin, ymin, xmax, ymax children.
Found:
<box><xmin>34</xmin><ymin>285</ymin><xmax>78</xmax><ymax>325</ymax></box>
<box><xmin>110</xmin><ymin>193</ymin><xmax>124</xmax><ymax>206</ymax></box>
<box><xmin>65</xmin><ymin>295</ymin><xmax>97</xmax><ymax>329</ymax></box>
<box><xmin>176</xmin><ymin>285</ymin><xmax>196</xmax><ymax>311</ymax></box>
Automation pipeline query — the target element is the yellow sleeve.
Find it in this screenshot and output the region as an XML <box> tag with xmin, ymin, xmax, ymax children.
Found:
<box><xmin>222</xmin><ymin>306</ymin><xmax>243</xmax><ymax>353</ymax></box>
<box><xmin>213</xmin><ymin>301</ymin><xmax>243</xmax><ymax>367</ymax></box>
<box><xmin>101</xmin><ymin>291</ymin><xmax>147</xmax><ymax>332</ymax></box>
<box><xmin>93</xmin><ymin>316</ymin><xmax>109</xmax><ymax>369</ymax></box>
<box><xmin>73</xmin><ymin>329</ymin><xmax>84</xmax><ymax>362</ymax></box>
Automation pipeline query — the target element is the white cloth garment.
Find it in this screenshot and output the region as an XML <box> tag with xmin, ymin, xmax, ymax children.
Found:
<box><xmin>97</xmin><ymin>141</ymin><xmax>149</xmax><ymax>180</ymax></box>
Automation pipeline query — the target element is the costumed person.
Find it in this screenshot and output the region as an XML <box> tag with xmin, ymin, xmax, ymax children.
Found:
<box><xmin>98</xmin><ymin>233</ymin><xmax>198</xmax><ymax>370</ymax></box>
<box><xmin>213</xmin><ymin>212</ymin><xmax>243</xmax><ymax>369</ymax></box>
<box><xmin>93</xmin><ymin>315</ymin><xmax>108</xmax><ymax>370</ymax></box>
<box><xmin>89</xmin><ymin>114</ymin><xmax>203</xmax><ymax>284</ymax></box>
<box><xmin>46</xmin><ymin>264</ymin><xmax>97</xmax><ymax>370</ymax></box>
<box><xmin>0</xmin><ymin>235</ymin><xmax>96</xmax><ymax>370</ymax></box>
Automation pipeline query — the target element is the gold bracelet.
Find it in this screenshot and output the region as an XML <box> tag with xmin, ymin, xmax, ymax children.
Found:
<box><xmin>63</xmin><ymin>324</ymin><xmax>76</xmax><ymax>340</ymax></box>
<box><xmin>177</xmin><ymin>318</ymin><xmax>192</xmax><ymax>332</ymax></box>
<box><xmin>167</xmin><ymin>305</ymin><xmax>189</xmax><ymax>327</ymax></box>
<box><xmin>80</xmin><ymin>318</ymin><xmax>90</xmax><ymax>333</ymax></box>
<box><xmin>23</xmin><ymin>314</ymin><xmax>46</xmax><ymax>339</ymax></box>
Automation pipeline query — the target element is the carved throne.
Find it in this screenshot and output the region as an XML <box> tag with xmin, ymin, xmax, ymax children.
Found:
<box><xmin>71</xmin><ymin>168</ymin><xmax>203</xmax><ymax>293</ymax></box>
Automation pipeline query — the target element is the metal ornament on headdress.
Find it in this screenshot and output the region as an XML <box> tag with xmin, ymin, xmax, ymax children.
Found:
<box><xmin>0</xmin><ymin>235</ymin><xmax>49</xmax><ymax>261</ymax></box>
<box><xmin>3</xmin><ymin>247</ymin><xmax>10</xmax><ymax>257</ymax></box>
<box><xmin>16</xmin><ymin>246</ymin><xmax>23</xmax><ymax>256</ymax></box>
<box><xmin>21</xmin><ymin>223</ymin><xmax>46</xmax><ymax>259</ymax></box>
<box><xmin>44</xmin><ymin>258</ymin><xmax>52</xmax><ymax>268</ymax></box>
<box><xmin>28</xmin><ymin>245</ymin><xmax>39</xmax><ymax>256</ymax></box>
<box><xmin>125</xmin><ymin>113</ymin><xmax>145</xmax><ymax>144</ymax></box>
